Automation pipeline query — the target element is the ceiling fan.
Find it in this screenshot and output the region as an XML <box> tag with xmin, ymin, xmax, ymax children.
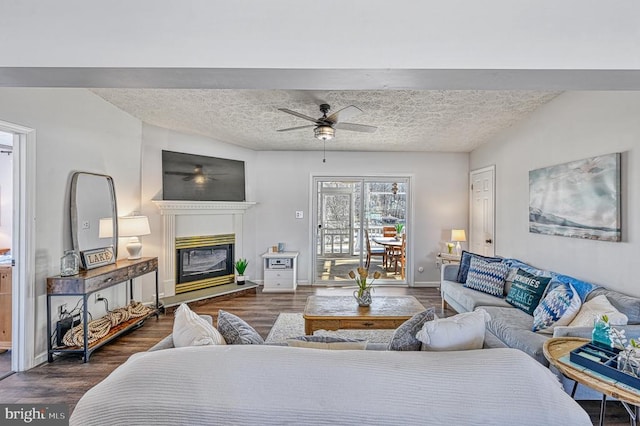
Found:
<box><xmin>277</xmin><ymin>104</ymin><xmax>377</xmax><ymax>141</ymax></box>
<box><xmin>164</xmin><ymin>165</ymin><xmax>219</xmax><ymax>184</ymax></box>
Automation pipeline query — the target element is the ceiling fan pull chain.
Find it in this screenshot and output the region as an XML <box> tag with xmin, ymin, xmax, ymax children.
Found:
<box><xmin>323</xmin><ymin>140</ymin><xmax>326</xmax><ymax>163</ymax></box>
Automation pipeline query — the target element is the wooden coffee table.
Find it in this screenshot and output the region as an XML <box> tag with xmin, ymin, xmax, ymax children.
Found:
<box><xmin>303</xmin><ymin>295</ymin><xmax>426</xmax><ymax>335</ymax></box>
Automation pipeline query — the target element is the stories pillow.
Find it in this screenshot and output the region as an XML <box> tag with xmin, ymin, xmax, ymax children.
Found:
<box><xmin>287</xmin><ymin>336</ymin><xmax>368</xmax><ymax>350</ymax></box>
<box><xmin>464</xmin><ymin>257</ymin><xmax>509</xmax><ymax>297</ymax></box>
<box><xmin>505</xmin><ymin>269</ymin><xmax>552</xmax><ymax>315</ymax></box>
<box><xmin>568</xmin><ymin>295</ymin><xmax>629</xmax><ymax>327</ymax></box>
<box><xmin>173</xmin><ymin>304</ymin><xmax>226</xmax><ymax>347</ymax></box>
<box><xmin>456</xmin><ymin>251</ymin><xmax>502</xmax><ymax>283</ymax></box>
<box><xmin>416</xmin><ymin>309</ymin><xmax>491</xmax><ymax>351</ymax></box>
<box><xmin>387</xmin><ymin>308</ymin><xmax>437</xmax><ymax>351</ymax></box>
<box><xmin>217</xmin><ymin>310</ymin><xmax>264</xmax><ymax>344</ymax></box>
<box><xmin>532</xmin><ymin>283</ymin><xmax>582</xmax><ymax>333</ymax></box>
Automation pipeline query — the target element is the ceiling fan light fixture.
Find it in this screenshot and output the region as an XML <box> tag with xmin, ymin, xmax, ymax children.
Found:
<box><xmin>314</xmin><ymin>125</ymin><xmax>335</xmax><ymax>141</ymax></box>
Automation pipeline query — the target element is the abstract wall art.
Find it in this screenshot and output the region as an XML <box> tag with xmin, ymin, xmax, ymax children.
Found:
<box><xmin>529</xmin><ymin>153</ymin><xmax>621</xmax><ymax>242</ymax></box>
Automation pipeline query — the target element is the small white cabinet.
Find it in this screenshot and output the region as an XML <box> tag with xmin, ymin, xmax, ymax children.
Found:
<box><xmin>261</xmin><ymin>251</ymin><xmax>299</xmax><ymax>293</ymax></box>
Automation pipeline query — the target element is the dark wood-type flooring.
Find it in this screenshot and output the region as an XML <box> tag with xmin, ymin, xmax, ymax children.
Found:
<box><xmin>0</xmin><ymin>286</ymin><xmax>631</xmax><ymax>425</ymax></box>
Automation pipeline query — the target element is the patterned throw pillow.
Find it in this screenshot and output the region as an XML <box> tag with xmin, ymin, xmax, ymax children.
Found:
<box><xmin>287</xmin><ymin>335</ymin><xmax>368</xmax><ymax>350</ymax></box>
<box><xmin>173</xmin><ymin>304</ymin><xmax>226</xmax><ymax>347</ymax></box>
<box><xmin>464</xmin><ymin>257</ymin><xmax>509</xmax><ymax>297</ymax></box>
<box><xmin>532</xmin><ymin>283</ymin><xmax>582</xmax><ymax>333</ymax></box>
<box><xmin>456</xmin><ymin>250</ymin><xmax>503</xmax><ymax>283</ymax></box>
<box><xmin>505</xmin><ymin>268</ymin><xmax>552</xmax><ymax>315</ymax></box>
<box><xmin>387</xmin><ymin>308</ymin><xmax>437</xmax><ymax>351</ymax></box>
<box><xmin>217</xmin><ymin>310</ymin><xmax>264</xmax><ymax>345</ymax></box>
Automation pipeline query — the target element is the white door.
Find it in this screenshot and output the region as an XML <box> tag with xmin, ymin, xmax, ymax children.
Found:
<box><xmin>469</xmin><ymin>166</ymin><xmax>495</xmax><ymax>256</ymax></box>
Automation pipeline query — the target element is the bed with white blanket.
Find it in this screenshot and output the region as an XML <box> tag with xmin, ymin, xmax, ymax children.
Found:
<box><xmin>70</xmin><ymin>345</ymin><xmax>590</xmax><ymax>425</ymax></box>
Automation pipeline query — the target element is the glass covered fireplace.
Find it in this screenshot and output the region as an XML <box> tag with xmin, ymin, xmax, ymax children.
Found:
<box><xmin>175</xmin><ymin>234</ymin><xmax>235</xmax><ymax>294</ymax></box>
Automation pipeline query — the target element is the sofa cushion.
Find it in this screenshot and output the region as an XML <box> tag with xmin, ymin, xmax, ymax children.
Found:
<box><xmin>464</xmin><ymin>257</ymin><xmax>509</xmax><ymax>297</ymax></box>
<box><xmin>456</xmin><ymin>250</ymin><xmax>503</xmax><ymax>283</ymax></box>
<box><xmin>569</xmin><ymin>294</ymin><xmax>628</xmax><ymax>327</ymax></box>
<box><xmin>505</xmin><ymin>268</ymin><xmax>552</xmax><ymax>315</ymax></box>
<box><xmin>173</xmin><ymin>304</ymin><xmax>226</xmax><ymax>347</ymax></box>
<box><xmin>532</xmin><ymin>283</ymin><xmax>582</xmax><ymax>333</ymax></box>
<box><xmin>417</xmin><ymin>309</ymin><xmax>490</xmax><ymax>351</ymax></box>
<box><xmin>482</xmin><ymin>306</ymin><xmax>550</xmax><ymax>366</ymax></box>
<box><xmin>586</xmin><ymin>288</ymin><xmax>640</xmax><ymax>324</ymax></box>
<box><xmin>387</xmin><ymin>308</ymin><xmax>436</xmax><ymax>351</ymax></box>
<box><xmin>217</xmin><ymin>310</ymin><xmax>264</xmax><ymax>345</ymax></box>
<box><xmin>287</xmin><ymin>335</ymin><xmax>367</xmax><ymax>350</ymax></box>
<box><xmin>441</xmin><ymin>280</ymin><xmax>512</xmax><ymax>312</ymax></box>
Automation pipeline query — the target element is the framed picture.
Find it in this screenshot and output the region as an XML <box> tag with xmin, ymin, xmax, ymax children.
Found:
<box><xmin>81</xmin><ymin>246</ymin><xmax>115</xmax><ymax>270</ymax></box>
<box><xmin>529</xmin><ymin>153</ymin><xmax>621</xmax><ymax>242</ymax></box>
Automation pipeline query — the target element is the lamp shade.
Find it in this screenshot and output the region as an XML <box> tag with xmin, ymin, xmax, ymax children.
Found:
<box><xmin>451</xmin><ymin>229</ymin><xmax>466</xmax><ymax>242</ymax></box>
<box><xmin>98</xmin><ymin>218</ymin><xmax>114</xmax><ymax>238</ymax></box>
<box><xmin>118</xmin><ymin>216</ymin><xmax>151</xmax><ymax>237</ymax></box>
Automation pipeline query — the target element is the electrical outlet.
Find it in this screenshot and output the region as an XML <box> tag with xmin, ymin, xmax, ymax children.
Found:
<box><xmin>82</xmin><ymin>220</ymin><xmax>90</xmax><ymax>230</ymax></box>
<box><xmin>295</xmin><ymin>211</ymin><xmax>303</xmax><ymax>219</ymax></box>
<box><xmin>94</xmin><ymin>293</ymin><xmax>102</xmax><ymax>302</ymax></box>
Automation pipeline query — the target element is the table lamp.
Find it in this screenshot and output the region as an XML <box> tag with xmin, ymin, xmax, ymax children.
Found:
<box><xmin>119</xmin><ymin>216</ymin><xmax>151</xmax><ymax>260</ymax></box>
<box><xmin>451</xmin><ymin>229</ymin><xmax>466</xmax><ymax>256</ymax></box>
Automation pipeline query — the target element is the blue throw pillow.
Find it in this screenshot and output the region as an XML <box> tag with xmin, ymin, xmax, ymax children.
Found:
<box><xmin>505</xmin><ymin>268</ymin><xmax>552</xmax><ymax>315</ymax></box>
<box><xmin>464</xmin><ymin>257</ymin><xmax>509</xmax><ymax>297</ymax></box>
<box><xmin>456</xmin><ymin>250</ymin><xmax>502</xmax><ymax>283</ymax></box>
<box><xmin>532</xmin><ymin>282</ymin><xmax>582</xmax><ymax>333</ymax></box>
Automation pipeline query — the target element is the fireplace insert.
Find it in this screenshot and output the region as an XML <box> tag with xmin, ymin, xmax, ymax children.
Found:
<box><xmin>176</xmin><ymin>243</ymin><xmax>234</xmax><ymax>285</ymax></box>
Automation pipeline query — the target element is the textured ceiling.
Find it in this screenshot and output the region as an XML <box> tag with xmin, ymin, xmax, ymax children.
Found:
<box><xmin>90</xmin><ymin>89</ymin><xmax>560</xmax><ymax>152</ymax></box>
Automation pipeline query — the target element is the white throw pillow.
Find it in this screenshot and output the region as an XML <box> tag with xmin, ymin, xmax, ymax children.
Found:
<box><xmin>172</xmin><ymin>303</ymin><xmax>226</xmax><ymax>347</ymax></box>
<box><xmin>568</xmin><ymin>295</ymin><xmax>628</xmax><ymax>327</ymax></box>
<box><xmin>416</xmin><ymin>309</ymin><xmax>491</xmax><ymax>351</ymax></box>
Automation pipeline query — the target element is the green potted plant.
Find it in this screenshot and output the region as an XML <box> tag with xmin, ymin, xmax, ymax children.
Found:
<box><xmin>394</xmin><ymin>223</ymin><xmax>404</xmax><ymax>239</ymax></box>
<box><xmin>234</xmin><ymin>258</ymin><xmax>249</xmax><ymax>285</ymax></box>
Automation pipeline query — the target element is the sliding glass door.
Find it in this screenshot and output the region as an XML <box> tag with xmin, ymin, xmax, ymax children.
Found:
<box><xmin>312</xmin><ymin>176</ymin><xmax>410</xmax><ymax>285</ymax></box>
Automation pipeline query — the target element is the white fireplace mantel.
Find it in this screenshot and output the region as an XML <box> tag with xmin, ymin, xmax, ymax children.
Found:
<box><xmin>152</xmin><ymin>200</ymin><xmax>257</xmax><ymax>297</ymax></box>
<box><xmin>153</xmin><ymin>200</ymin><xmax>257</xmax><ymax>215</ymax></box>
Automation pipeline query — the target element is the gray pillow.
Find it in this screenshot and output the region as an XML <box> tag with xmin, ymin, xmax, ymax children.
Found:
<box><xmin>287</xmin><ymin>335</ymin><xmax>367</xmax><ymax>350</ymax></box>
<box><xmin>216</xmin><ymin>310</ymin><xmax>264</xmax><ymax>344</ymax></box>
<box><xmin>387</xmin><ymin>308</ymin><xmax>436</xmax><ymax>351</ymax></box>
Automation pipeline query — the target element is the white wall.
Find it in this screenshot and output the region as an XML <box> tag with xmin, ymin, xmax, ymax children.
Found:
<box><xmin>1</xmin><ymin>1</ymin><xmax>639</xmax><ymax>70</ymax></box>
<box><xmin>0</xmin><ymin>132</ymin><xmax>12</xmax><ymax>248</ymax></box>
<box><xmin>253</xmin><ymin>151</ymin><xmax>469</xmax><ymax>285</ymax></box>
<box><xmin>0</xmin><ymin>88</ymin><xmax>142</xmax><ymax>361</ymax></box>
<box><xmin>470</xmin><ymin>91</ymin><xmax>640</xmax><ymax>296</ymax></box>
<box><xmin>140</xmin><ymin>124</ymin><xmax>258</xmax><ymax>298</ymax></box>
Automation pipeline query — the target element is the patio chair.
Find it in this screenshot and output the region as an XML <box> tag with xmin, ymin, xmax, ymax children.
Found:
<box><xmin>365</xmin><ymin>229</ymin><xmax>386</xmax><ymax>268</ymax></box>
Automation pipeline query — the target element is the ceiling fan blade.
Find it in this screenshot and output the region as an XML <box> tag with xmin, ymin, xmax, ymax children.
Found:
<box><xmin>182</xmin><ymin>175</ymin><xmax>194</xmax><ymax>181</ymax></box>
<box><xmin>277</xmin><ymin>124</ymin><xmax>316</xmax><ymax>132</ymax></box>
<box><xmin>165</xmin><ymin>171</ymin><xmax>193</xmax><ymax>176</ymax></box>
<box><xmin>333</xmin><ymin>122</ymin><xmax>378</xmax><ymax>133</ymax></box>
<box><xmin>325</xmin><ymin>105</ymin><xmax>362</xmax><ymax>124</ymax></box>
<box><xmin>278</xmin><ymin>108</ymin><xmax>319</xmax><ymax>123</ymax></box>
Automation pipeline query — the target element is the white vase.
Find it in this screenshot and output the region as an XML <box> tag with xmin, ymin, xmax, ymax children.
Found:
<box><xmin>236</xmin><ymin>275</ymin><xmax>246</xmax><ymax>285</ymax></box>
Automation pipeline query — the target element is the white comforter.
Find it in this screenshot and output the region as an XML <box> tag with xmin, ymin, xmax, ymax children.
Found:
<box><xmin>70</xmin><ymin>345</ymin><xmax>590</xmax><ymax>426</ymax></box>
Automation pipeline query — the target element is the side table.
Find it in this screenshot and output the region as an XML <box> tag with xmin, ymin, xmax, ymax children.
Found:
<box><xmin>544</xmin><ymin>337</ymin><xmax>640</xmax><ymax>426</ymax></box>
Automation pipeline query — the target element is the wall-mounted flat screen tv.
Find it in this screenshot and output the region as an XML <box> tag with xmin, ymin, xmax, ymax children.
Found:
<box><xmin>162</xmin><ymin>150</ymin><xmax>246</xmax><ymax>201</ymax></box>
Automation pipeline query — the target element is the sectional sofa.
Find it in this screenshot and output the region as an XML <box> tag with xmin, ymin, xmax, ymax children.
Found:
<box><xmin>440</xmin><ymin>253</ymin><xmax>640</xmax><ymax>398</ymax></box>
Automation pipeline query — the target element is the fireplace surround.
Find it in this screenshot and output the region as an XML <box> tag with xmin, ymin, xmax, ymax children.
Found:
<box><xmin>153</xmin><ymin>200</ymin><xmax>256</xmax><ymax>297</ymax></box>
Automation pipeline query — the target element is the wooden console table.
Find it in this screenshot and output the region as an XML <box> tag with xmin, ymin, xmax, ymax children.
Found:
<box><xmin>46</xmin><ymin>257</ymin><xmax>159</xmax><ymax>362</ymax></box>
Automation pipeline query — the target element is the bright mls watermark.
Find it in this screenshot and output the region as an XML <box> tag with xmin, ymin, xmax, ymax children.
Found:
<box><xmin>1</xmin><ymin>404</ymin><xmax>68</xmax><ymax>425</ymax></box>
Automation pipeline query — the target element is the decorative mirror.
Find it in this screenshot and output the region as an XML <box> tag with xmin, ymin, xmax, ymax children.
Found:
<box><xmin>70</xmin><ymin>172</ymin><xmax>118</xmax><ymax>269</ymax></box>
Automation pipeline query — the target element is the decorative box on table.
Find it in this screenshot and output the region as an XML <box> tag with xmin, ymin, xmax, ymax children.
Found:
<box><xmin>570</xmin><ymin>342</ymin><xmax>640</xmax><ymax>391</ymax></box>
